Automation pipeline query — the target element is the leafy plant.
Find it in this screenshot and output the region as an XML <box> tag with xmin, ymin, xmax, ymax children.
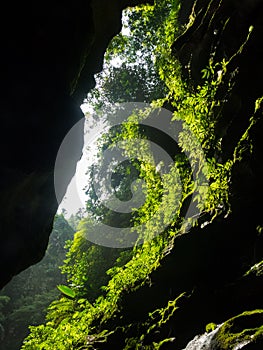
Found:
<box><xmin>57</xmin><ymin>285</ymin><xmax>76</xmax><ymax>299</ymax></box>
<box><xmin>20</xmin><ymin>1</ymin><xmax>260</xmax><ymax>349</ymax></box>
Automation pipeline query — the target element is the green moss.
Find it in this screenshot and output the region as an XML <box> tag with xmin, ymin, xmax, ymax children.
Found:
<box><xmin>245</xmin><ymin>260</ymin><xmax>263</xmax><ymax>277</ymax></box>
<box><xmin>122</xmin><ymin>294</ymin><xmax>184</xmax><ymax>349</ymax></box>
<box><xmin>215</xmin><ymin>310</ymin><xmax>263</xmax><ymax>349</ymax></box>
<box><xmin>205</xmin><ymin>322</ymin><xmax>217</xmax><ymax>333</ymax></box>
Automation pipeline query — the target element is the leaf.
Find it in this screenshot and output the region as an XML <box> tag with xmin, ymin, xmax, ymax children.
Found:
<box><xmin>77</xmin><ymin>298</ymin><xmax>87</xmax><ymax>304</ymax></box>
<box><xmin>57</xmin><ymin>285</ymin><xmax>76</xmax><ymax>299</ymax></box>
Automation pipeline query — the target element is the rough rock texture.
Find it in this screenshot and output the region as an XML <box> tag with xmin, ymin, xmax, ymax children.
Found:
<box><xmin>173</xmin><ymin>0</ymin><xmax>263</xmax><ymax>159</ymax></box>
<box><xmin>183</xmin><ymin>310</ymin><xmax>263</xmax><ymax>350</ymax></box>
<box><xmin>0</xmin><ymin>0</ymin><xmax>152</xmax><ymax>289</ymax></box>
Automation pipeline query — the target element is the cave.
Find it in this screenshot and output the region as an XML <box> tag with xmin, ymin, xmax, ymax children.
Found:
<box><xmin>0</xmin><ymin>0</ymin><xmax>152</xmax><ymax>288</ymax></box>
<box><xmin>1</xmin><ymin>0</ymin><xmax>263</xmax><ymax>349</ymax></box>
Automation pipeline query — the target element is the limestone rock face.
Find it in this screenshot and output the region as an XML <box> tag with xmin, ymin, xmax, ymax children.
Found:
<box><xmin>0</xmin><ymin>0</ymin><xmax>151</xmax><ymax>288</ymax></box>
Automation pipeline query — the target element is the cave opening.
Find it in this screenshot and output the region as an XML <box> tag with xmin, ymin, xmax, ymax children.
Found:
<box><xmin>0</xmin><ymin>5</ymin><xmax>168</xmax><ymax>348</ymax></box>
<box><xmin>1</xmin><ymin>1</ymin><xmax>263</xmax><ymax>349</ymax></box>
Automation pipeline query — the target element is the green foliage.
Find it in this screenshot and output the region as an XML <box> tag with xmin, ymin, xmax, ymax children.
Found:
<box><xmin>20</xmin><ymin>1</ymin><xmax>260</xmax><ymax>349</ymax></box>
<box><xmin>122</xmin><ymin>294</ymin><xmax>184</xmax><ymax>349</ymax></box>
<box><xmin>57</xmin><ymin>285</ymin><xmax>76</xmax><ymax>299</ymax></box>
<box><xmin>61</xmin><ymin>224</ymin><xmax>124</xmax><ymax>301</ymax></box>
<box><xmin>244</xmin><ymin>260</ymin><xmax>263</xmax><ymax>277</ymax></box>
<box><xmin>148</xmin><ymin>293</ymin><xmax>185</xmax><ymax>332</ymax></box>
<box><xmin>99</xmin><ymin>63</ymin><xmax>166</xmax><ymax>104</ymax></box>
<box><xmin>206</xmin><ymin>322</ymin><xmax>217</xmax><ymax>333</ymax></box>
<box><xmin>215</xmin><ymin>310</ymin><xmax>263</xmax><ymax>349</ymax></box>
<box><xmin>0</xmin><ymin>214</ymin><xmax>74</xmax><ymax>350</ymax></box>
<box><xmin>86</xmin><ymin>1</ymin><xmax>171</xmax><ymax>109</ymax></box>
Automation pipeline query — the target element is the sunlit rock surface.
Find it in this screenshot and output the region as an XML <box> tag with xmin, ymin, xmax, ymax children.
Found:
<box><xmin>183</xmin><ymin>310</ymin><xmax>263</xmax><ymax>350</ymax></box>
<box><xmin>182</xmin><ymin>325</ymin><xmax>222</xmax><ymax>350</ymax></box>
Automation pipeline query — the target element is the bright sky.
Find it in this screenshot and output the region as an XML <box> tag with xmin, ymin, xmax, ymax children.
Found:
<box><xmin>57</xmin><ymin>13</ymin><xmax>130</xmax><ymax>219</ymax></box>
<box><xmin>58</xmin><ymin>108</ymin><xmax>106</xmax><ymax>218</ymax></box>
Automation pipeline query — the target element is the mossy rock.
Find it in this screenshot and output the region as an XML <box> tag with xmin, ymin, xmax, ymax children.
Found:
<box><xmin>245</xmin><ymin>260</ymin><xmax>263</xmax><ymax>277</ymax></box>
<box><xmin>214</xmin><ymin>310</ymin><xmax>263</xmax><ymax>349</ymax></box>
<box><xmin>206</xmin><ymin>322</ymin><xmax>217</xmax><ymax>333</ymax></box>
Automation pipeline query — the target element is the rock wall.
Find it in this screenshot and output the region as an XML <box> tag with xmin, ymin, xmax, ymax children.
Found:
<box><xmin>97</xmin><ymin>1</ymin><xmax>263</xmax><ymax>348</ymax></box>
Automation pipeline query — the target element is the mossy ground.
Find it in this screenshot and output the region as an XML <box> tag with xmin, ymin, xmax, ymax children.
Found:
<box><xmin>214</xmin><ymin>310</ymin><xmax>263</xmax><ymax>349</ymax></box>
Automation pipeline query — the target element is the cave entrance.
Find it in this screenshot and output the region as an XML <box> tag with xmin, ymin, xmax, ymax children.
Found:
<box><xmin>0</xmin><ymin>4</ymin><xmax>170</xmax><ymax>349</ymax></box>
